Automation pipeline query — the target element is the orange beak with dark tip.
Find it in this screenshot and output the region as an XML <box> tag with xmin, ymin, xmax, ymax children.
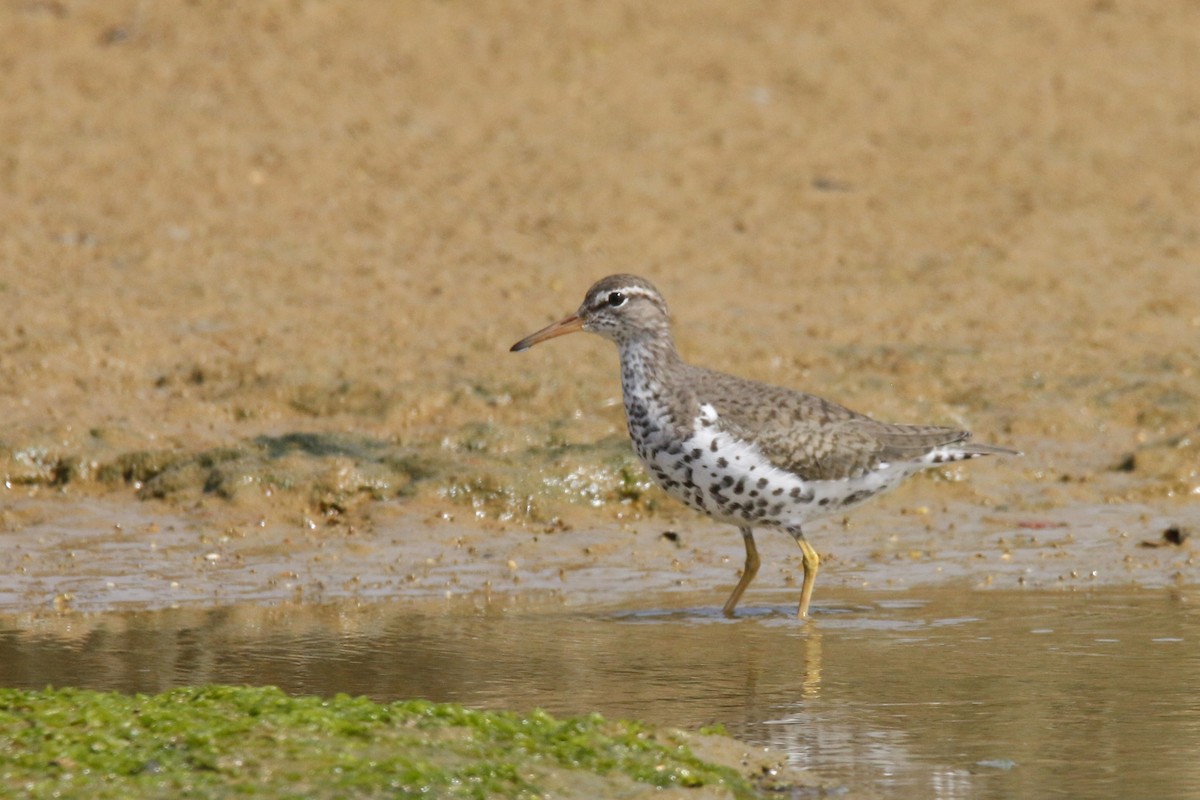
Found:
<box><xmin>510</xmin><ymin>312</ymin><xmax>585</xmax><ymax>352</ymax></box>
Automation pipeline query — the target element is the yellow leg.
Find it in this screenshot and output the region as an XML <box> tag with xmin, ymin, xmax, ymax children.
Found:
<box><xmin>794</xmin><ymin>534</ymin><xmax>821</xmax><ymax>619</ymax></box>
<box><xmin>722</xmin><ymin>526</ymin><xmax>759</xmax><ymax>617</ymax></box>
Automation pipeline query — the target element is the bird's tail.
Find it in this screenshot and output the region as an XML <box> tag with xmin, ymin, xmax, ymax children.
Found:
<box><xmin>959</xmin><ymin>442</ymin><xmax>1022</xmax><ymax>457</ymax></box>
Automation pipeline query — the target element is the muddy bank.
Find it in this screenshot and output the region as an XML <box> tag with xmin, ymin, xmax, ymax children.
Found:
<box><xmin>1</xmin><ymin>0</ymin><xmax>1198</xmax><ymax>615</ymax></box>
<box><xmin>1</xmin><ymin>488</ymin><xmax>1191</xmax><ymax>616</ymax></box>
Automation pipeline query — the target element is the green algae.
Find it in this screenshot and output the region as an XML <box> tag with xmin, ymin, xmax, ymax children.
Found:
<box><xmin>0</xmin><ymin>419</ymin><xmax>676</xmax><ymax>526</ymax></box>
<box><xmin>436</xmin><ymin>436</ymin><xmax>659</xmax><ymax>522</ymax></box>
<box><xmin>91</xmin><ymin>434</ymin><xmax>445</xmax><ymax>508</ymax></box>
<box><xmin>0</xmin><ymin>686</ymin><xmax>761</xmax><ymax>799</ymax></box>
<box><xmin>0</xmin><ymin>427</ymin><xmax>664</xmax><ymax>523</ymax></box>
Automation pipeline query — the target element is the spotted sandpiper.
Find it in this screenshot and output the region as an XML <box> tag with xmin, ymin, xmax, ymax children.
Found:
<box><xmin>511</xmin><ymin>275</ymin><xmax>1017</xmax><ymax>618</ymax></box>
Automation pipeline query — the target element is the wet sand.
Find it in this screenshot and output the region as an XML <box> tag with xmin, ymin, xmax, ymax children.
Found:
<box><xmin>0</xmin><ymin>492</ymin><xmax>1193</xmax><ymax>615</ymax></box>
<box><xmin>2</xmin><ymin>1</ymin><xmax>1198</xmax><ymax>614</ymax></box>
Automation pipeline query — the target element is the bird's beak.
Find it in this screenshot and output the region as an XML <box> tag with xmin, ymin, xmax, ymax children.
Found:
<box><xmin>510</xmin><ymin>312</ymin><xmax>584</xmax><ymax>352</ymax></box>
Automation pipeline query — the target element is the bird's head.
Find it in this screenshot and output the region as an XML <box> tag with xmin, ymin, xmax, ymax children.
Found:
<box><xmin>510</xmin><ymin>274</ymin><xmax>671</xmax><ymax>351</ymax></box>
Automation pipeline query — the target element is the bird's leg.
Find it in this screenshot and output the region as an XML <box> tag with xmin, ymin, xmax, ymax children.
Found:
<box><xmin>722</xmin><ymin>526</ymin><xmax>759</xmax><ymax>617</ymax></box>
<box><xmin>788</xmin><ymin>526</ymin><xmax>820</xmax><ymax>619</ymax></box>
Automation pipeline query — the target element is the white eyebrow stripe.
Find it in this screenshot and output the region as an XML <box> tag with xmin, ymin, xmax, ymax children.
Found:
<box><xmin>589</xmin><ymin>286</ymin><xmax>658</xmax><ymax>309</ymax></box>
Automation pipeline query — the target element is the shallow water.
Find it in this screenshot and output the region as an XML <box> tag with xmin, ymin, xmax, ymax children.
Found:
<box><xmin>2</xmin><ymin>587</ymin><xmax>1196</xmax><ymax>798</ymax></box>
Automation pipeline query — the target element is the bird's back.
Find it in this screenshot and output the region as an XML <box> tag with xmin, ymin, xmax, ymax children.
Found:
<box><xmin>673</xmin><ymin>363</ymin><xmax>992</xmax><ymax>482</ymax></box>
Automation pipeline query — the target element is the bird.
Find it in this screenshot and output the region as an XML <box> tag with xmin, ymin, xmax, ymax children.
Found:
<box><xmin>510</xmin><ymin>274</ymin><xmax>1017</xmax><ymax>619</ymax></box>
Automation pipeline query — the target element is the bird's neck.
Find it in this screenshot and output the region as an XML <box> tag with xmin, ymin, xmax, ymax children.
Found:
<box><xmin>618</xmin><ymin>333</ymin><xmax>680</xmax><ymax>384</ymax></box>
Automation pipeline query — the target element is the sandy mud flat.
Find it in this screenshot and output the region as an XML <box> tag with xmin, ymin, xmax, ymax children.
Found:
<box><xmin>1</xmin><ymin>1</ymin><xmax>1197</xmax><ymax>615</ymax></box>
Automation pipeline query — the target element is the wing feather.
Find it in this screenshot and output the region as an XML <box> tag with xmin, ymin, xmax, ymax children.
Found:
<box><xmin>680</xmin><ymin>365</ymin><xmax>981</xmax><ymax>481</ymax></box>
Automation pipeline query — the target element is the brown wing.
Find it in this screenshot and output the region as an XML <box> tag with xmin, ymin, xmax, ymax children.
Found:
<box><xmin>685</xmin><ymin>365</ymin><xmax>971</xmax><ymax>481</ymax></box>
<box><xmin>724</xmin><ymin>416</ymin><xmax>970</xmax><ymax>480</ymax></box>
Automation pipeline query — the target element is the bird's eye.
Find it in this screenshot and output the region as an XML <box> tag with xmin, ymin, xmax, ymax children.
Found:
<box><xmin>607</xmin><ymin>291</ymin><xmax>626</xmax><ymax>307</ymax></box>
